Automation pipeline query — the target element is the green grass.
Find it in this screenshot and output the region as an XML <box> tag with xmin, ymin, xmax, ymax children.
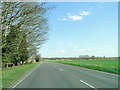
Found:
<box><xmin>47</xmin><ymin>60</ymin><xmax>119</xmax><ymax>74</ymax></box>
<box><xmin>2</xmin><ymin>62</ymin><xmax>41</xmax><ymax>88</ymax></box>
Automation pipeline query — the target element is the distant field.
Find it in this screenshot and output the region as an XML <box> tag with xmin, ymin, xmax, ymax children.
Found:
<box><xmin>47</xmin><ymin>60</ymin><xmax>119</xmax><ymax>74</ymax></box>
<box><xmin>2</xmin><ymin>62</ymin><xmax>41</xmax><ymax>88</ymax></box>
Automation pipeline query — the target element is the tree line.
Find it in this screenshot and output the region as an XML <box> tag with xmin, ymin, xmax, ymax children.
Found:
<box><xmin>1</xmin><ymin>2</ymin><xmax>53</xmax><ymax>68</ymax></box>
<box><xmin>43</xmin><ymin>56</ymin><xmax>118</xmax><ymax>60</ymax></box>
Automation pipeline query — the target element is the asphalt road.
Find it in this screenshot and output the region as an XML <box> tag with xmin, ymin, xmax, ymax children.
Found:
<box><xmin>14</xmin><ymin>61</ymin><xmax>118</xmax><ymax>88</ymax></box>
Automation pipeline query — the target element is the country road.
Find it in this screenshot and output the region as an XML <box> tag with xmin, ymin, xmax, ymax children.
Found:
<box><xmin>13</xmin><ymin>61</ymin><xmax>118</xmax><ymax>88</ymax></box>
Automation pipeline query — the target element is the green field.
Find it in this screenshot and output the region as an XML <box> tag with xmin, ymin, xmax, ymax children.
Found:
<box><xmin>47</xmin><ymin>60</ymin><xmax>119</xmax><ymax>74</ymax></box>
<box><xmin>2</xmin><ymin>62</ymin><xmax>41</xmax><ymax>88</ymax></box>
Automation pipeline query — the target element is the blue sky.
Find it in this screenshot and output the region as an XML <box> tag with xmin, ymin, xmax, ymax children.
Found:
<box><xmin>38</xmin><ymin>2</ymin><xmax>118</xmax><ymax>58</ymax></box>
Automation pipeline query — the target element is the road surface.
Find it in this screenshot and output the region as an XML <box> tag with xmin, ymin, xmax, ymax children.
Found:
<box><xmin>13</xmin><ymin>61</ymin><xmax>118</xmax><ymax>88</ymax></box>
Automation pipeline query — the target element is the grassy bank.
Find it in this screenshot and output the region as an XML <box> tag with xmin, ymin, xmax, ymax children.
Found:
<box><xmin>2</xmin><ymin>62</ymin><xmax>41</xmax><ymax>88</ymax></box>
<box><xmin>47</xmin><ymin>60</ymin><xmax>119</xmax><ymax>74</ymax></box>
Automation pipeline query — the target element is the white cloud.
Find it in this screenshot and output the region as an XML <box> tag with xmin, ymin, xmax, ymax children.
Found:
<box><xmin>67</xmin><ymin>13</ymin><xmax>83</xmax><ymax>21</ymax></box>
<box><xmin>57</xmin><ymin>18</ymin><xmax>66</xmax><ymax>21</ymax></box>
<box><xmin>79</xmin><ymin>49</ymin><xmax>91</xmax><ymax>52</ymax></box>
<box><xmin>87</xmin><ymin>49</ymin><xmax>91</xmax><ymax>51</ymax></box>
<box><xmin>62</xmin><ymin>18</ymin><xmax>67</xmax><ymax>21</ymax></box>
<box><xmin>79</xmin><ymin>11</ymin><xmax>90</xmax><ymax>16</ymax></box>
<box><xmin>58</xmin><ymin>10</ymin><xmax>90</xmax><ymax>21</ymax></box>
<box><xmin>59</xmin><ymin>41</ymin><xmax>63</xmax><ymax>45</ymax></box>
<box><xmin>60</xmin><ymin>49</ymin><xmax>65</xmax><ymax>53</ymax></box>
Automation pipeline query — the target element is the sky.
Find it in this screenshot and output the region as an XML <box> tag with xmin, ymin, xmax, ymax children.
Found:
<box><xmin>38</xmin><ymin>2</ymin><xmax>118</xmax><ymax>58</ymax></box>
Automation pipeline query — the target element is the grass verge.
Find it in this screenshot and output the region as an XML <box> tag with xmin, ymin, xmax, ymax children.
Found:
<box><xmin>2</xmin><ymin>62</ymin><xmax>41</xmax><ymax>88</ymax></box>
<box><xmin>47</xmin><ymin>60</ymin><xmax>119</xmax><ymax>74</ymax></box>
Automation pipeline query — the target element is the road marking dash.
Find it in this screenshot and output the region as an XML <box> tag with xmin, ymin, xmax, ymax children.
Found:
<box><xmin>59</xmin><ymin>68</ymin><xmax>64</xmax><ymax>71</ymax></box>
<box><xmin>80</xmin><ymin>80</ymin><xmax>97</xmax><ymax>90</ymax></box>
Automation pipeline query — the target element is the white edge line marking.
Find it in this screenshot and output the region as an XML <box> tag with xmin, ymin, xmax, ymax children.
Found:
<box><xmin>80</xmin><ymin>67</ymin><xmax>118</xmax><ymax>76</ymax></box>
<box><xmin>80</xmin><ymin>80</ymin><xmax>96</xmax><ymax>89</ymax></box>
<box><xmin>11</xmin><ymin>62</ymin><xmax>42</xmax><ymax>89</ymax></box>
<box><xmin>59</xmin><ymin>68</ymin><xmax>64</xmax><ymax>71</ymax></box>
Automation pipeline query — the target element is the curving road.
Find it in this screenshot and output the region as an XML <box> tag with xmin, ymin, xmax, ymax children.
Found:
<box><xmin>13</xmin><ymin>61</ymin><xmax>118</xmax><ymax>89</ymax></box>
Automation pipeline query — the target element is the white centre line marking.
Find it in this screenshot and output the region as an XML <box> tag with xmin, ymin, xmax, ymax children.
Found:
<box><xmin>80</xmin><ymin>80</ymin><xmax>97</xmax><ymax>90</ymax></box>
<box><xmin>59</xmin><ymin>68</ymin><xmax>64</xmax><ymax>71</ymax></box>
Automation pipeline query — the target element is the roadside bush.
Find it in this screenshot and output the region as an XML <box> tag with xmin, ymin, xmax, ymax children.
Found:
<box><xmin>35</xmin><ymin>54</ymin><xmax>41</xmax><ymax>62</ymax></box>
